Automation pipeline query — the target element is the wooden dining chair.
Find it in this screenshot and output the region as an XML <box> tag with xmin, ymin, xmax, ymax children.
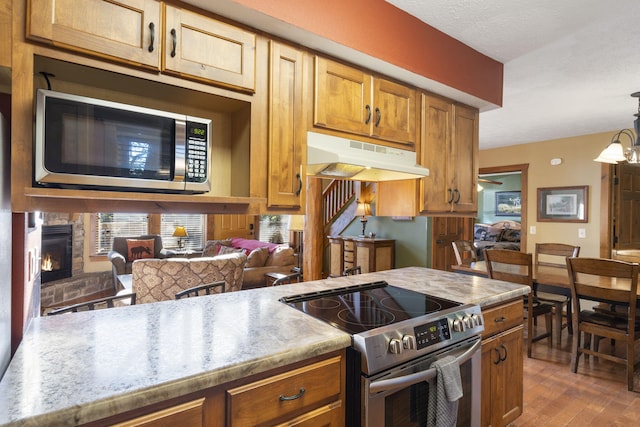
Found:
<box><xmin>566</xmin><ymin>257</ymin><xmax>640</xmax><ymax>391</ymax></box>
<box><xmin>485</xmin><ymin>249</ymin><xmax>553</xmax><ymax>358</ymax></box>
<box><xmin>175</xmin><ymin>281</ymin><xmax>226</xmax><ymax>299</ymax></box>
<box><xmin>343</xmin><ymin>266</ymin><xmax>362</xmax><ymax>276</ymax></box>
<box><xmin>534</xmin><ymin>243</ymin><xmax>581</xmax><ymax>345</ymax></box>
<box><xmin>452</xmin><ymin>240</ymin><xmax>478</xmax><ymax>266</ymax></box>
<box><xmin>272</xmin><ymin>272</ymin><xmax>302</xmax><ymax>286</ymax></box>
<box><xmin>48</xmin><ymin>293</ymin><xmax>136</xmax><ymax>315</ymax></box>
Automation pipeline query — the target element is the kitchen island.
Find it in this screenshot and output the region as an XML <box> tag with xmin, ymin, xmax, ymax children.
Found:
<box><xmin>0</xmin><ymin>267</ymin><xmax>528</xmax><ymax>426</ymax></box>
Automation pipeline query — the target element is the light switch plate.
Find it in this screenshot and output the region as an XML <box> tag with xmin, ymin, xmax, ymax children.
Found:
<box><xmin>578</xmin><ymin>228</ymin><xmax>586</xmax><ymax>238</ymax></box>
<box><xmin>530</xmin><ymin>226</ymin><xmax>536</xmax><ymax>235</ymax></box>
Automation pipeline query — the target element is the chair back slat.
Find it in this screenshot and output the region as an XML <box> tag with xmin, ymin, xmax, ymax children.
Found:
<box><xmin>566</xmin><ymin>257</ymin><xmax>638</xmax><ymax>307</ymax></box>
<box><xmin>452</xmin><ymin>240</ymin><xmax>477</xmax><ymax>265</ymax></box>
<box><xmin>535</xmin><ymin>243</ymin><xmax>580</xmax><ymax>267</ymax></box>
<box><xmin>485</xmin><ymin>249</ymin><xmax>532</xmax><ymax>288</ymax></box>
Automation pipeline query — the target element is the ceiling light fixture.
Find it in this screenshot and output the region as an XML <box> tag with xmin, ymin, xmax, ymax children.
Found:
<box><xmin>594</xmin><ymin>92</ymin><xmax>640</xmax><ymax>164</ymax></box>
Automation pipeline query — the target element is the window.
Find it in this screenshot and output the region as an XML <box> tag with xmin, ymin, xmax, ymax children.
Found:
<box><xmin>93</xmin><ymin>213</ymin><xmax>206</xmax><ymax>255</ymax></box>
<box><xmin>160</xmin><ymin>214</ymin><xmax>205</xmax><ymax>250</ymax></box>
<box><xmin>94</xmin><ymin>213</ymin><xmax>148</xmax><ymax>255</ymax></box>
<box><xmin>258</xmin><ymin>215</ymin><xmax>290</xmax><ymax>244</ymax></box>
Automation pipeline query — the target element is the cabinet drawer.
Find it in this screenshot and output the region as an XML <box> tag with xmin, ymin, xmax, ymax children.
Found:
<box><xmin>481</xmin><ymin>299</ymin><xmax>523</xmax><ymax>338</ymax></box>
<box><xmin>344</xmin><ymin>251</ymin><xmax>354</xmax><ymax>262</ymax></box>
<box><xmin>227</xmin><ymin>355</ymin><xmax>342</xmax><ymax>426</ymax></box>
<box><xmin>111</xmin><ymin>398</ymin><xmax>205</xmax><ymax>427</ymax></box>
<box><xmin>344</xmin><ymin>241</ymin><xmax>355</xmax><ymax>251</ymax></box>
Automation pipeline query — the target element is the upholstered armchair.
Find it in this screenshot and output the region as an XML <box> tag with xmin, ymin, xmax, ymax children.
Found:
<box><xmin>132</xmin><ymin>252</ymin><xmax>247</xmax><ymax>304</ymax></box>
<box><xmin>107</xmin><ymin>235</ymin><xmax>174</xmax><ymax>289</ymax></box>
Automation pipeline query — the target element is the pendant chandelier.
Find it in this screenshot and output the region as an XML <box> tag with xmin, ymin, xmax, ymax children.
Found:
<box><xmin>594</xmin><ymin>92</ymin><xmax>640</xmax><ymax>164</ymax></box>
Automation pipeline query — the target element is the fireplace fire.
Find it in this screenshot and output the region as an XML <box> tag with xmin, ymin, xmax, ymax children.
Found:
<box><xmin>41</xmin><ymin>225</ymin><xmax>73</xmax><ymax>283</ymax></box>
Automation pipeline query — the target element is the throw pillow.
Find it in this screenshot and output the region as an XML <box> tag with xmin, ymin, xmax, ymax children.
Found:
<box><xmin>479</xmin><ymin>227</ymin><xmax>504</xmax><ymax>242</ymax></box>
<box><xmin>217</xmin><ymin>245</ymin><xmax>244</xmax><ymax>255</ymax></box>
<box><xmin>126</xmin><ymin>239</ymin><xmax>155</xmax><ymax>262</ymax></box>
<box><xmin>202</xmin><ymin>239</ymin><xmax>232</xmax><ymax>257</ymax></box>
<box><xmin>501</xmin><ymin>228</ymin><xmax>521</xmax><ymax>242</ymax></box>
<box><xmin>265</xmin><ymin>245</ymin><xmax>295</xmax><ymax>266</ymax></box>
<box><xmin>245</xmin><ymin>247</ymin><xmax>269</xmax><ymax>268</ymax></box>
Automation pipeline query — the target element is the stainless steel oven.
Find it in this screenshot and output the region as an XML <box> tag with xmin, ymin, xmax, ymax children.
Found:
<box><xmin>363</xmin><ymin>336</ymin><xmax>481</xmax><ymax>427</ymax></box>
<box><xmin>281</xmin><ymin>281</ymin><xmax>484</xmax><ymax>427</ymax></box>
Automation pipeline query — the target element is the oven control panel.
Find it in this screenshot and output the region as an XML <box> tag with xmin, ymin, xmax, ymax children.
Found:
<box><xmin>353</xmin><ymin>304</ymin><xmax>484</xmax><ymax>375</ymax></box>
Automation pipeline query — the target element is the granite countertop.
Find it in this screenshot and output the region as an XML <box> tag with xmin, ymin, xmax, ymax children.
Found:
<box><xmin>0</xmin><ymin>267</ymin><xmax>528</xmax><ymax>426</ymax></box>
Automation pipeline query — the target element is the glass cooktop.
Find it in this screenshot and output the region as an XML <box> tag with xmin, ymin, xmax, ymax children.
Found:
<box><xmin>280</xmin><ymin>281</ymin><xmax>461</xmax><ymax>335</ymax></box>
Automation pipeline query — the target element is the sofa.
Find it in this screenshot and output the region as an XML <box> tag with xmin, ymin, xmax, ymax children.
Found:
<box><xmin>107</xmin><ymin>235</ymin><xmax>175</xmax><ymax>288</ymax></box>
<box><xmin>202</xmin><ymin>238</ymin><xmax>297</xmax><ymax>289</ymax></box>
<box><xmin>131</xmin><ymin>252</ymin><xmax>246</xmax><ymax>304</ymax></box>
<box><xmin>473</xmin><ymin>220</ymin><xmax>521</xmax><ymax>260</ymax></box>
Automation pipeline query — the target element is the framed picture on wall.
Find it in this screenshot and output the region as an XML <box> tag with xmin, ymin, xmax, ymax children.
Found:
<box><xmin>494</xmin><ymin>191</ymin><xmax>521</xmax><ymax>216</ymax></box>
<box><xmin>537</xmin><ymin>185</ymin><xmax>588</xmax><ymax>222</ymax></box>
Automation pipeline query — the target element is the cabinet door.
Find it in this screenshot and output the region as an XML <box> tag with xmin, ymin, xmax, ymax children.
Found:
<box><xmin>164</xmin><ymin>5</ymin><xmax>256</xmax><ymax>91</ymax></box>
<box><xmin>267</xmin><ymin>41</ymin><xmax>304</xmax><ymax>207</ymax></box>
<box><xmin>481</xmin><ymin>326</ymin><xmax>524</xmax><ymax>427</ymax></box>
<box><xmin>372</xmin><ymin>78</ymin><xmax>417</xmax><ymax>146</ymax></box>
<box><xmin>314</xmin><ymin>57</ymin><xmax>372</xmax><ymax>136</ymax></box>
<box><xmin>450</xmin><ymin>104</ymin><xmax>479</xmax><ymax>213</ymax></box>
<box><xmin>111</xmin><ymin>398</ymin><xmax>205</xmax><ymax>427</ymax></box>
<box><xmin>0</xmin><ymin>0</ymin><xmax>10</xmax><ymax>68</ymax></box>
<box><xmin>28</xmin><ymin>0</ymin><xmax>160</xmax><ymax>68</ymax></box>
<box><xmin>419</xmin><ymin>94</ymin><xmax>453</xmax><ymax>213</ymax></box>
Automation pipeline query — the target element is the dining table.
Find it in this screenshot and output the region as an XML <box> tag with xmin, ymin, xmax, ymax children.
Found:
<box><xmin>451</xmin><ymin>260</ymin><xmax>640</xmax><ymax>300</ymax></box>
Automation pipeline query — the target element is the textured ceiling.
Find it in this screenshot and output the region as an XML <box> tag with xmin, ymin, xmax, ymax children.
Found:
<box><xmin>386</xmin><ymin>0</ymin><xmax>640</xmax><ymax>149</ymax></box>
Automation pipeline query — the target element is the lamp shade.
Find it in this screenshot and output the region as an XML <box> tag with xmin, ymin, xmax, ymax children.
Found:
<box><xmin>172</xmin><ymin>226</ymin><xmax>188</xmax><ymax>237</ymax></box>
<box><xmin>288</xmin><ymin>215</ymin><xmax>305</xmax><ymax>231</ymax></box>
<box><xmin>355</xmin><ymin>201</ymin><xmax>372</xmax><ymax>217</ymax></box>
<box><xmin>594</xmin><ymin>141</ymin><xmax>626</xmax><ymax>164</ymax></box>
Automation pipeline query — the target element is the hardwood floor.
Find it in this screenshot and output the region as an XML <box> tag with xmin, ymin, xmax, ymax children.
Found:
<box><xmin>514</xmin><ymin>325</ymin><xmax>640</xmax><ymax>426</ymax></box>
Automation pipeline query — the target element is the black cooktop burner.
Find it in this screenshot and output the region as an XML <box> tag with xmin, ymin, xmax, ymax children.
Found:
<box><xmin>280</xmin><ymin>281</ymin><xmax>461</xmax><ymax>334</ymax></box>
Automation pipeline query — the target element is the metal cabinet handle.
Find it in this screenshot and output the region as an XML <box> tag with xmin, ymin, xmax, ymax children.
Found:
<box><xmin>494</xmin><ymin>316</ymin><xmax>506</xmax><ymax>323</ymax></box>
<box><xmin>375</xmin><ymin>107</ymin><xmax>381</xmax><ymax>127</ymax></box>
<box><xmin>279</xmin><ymin>387</ymin><xmax>306</xmax><ymax>401</ymax></box>
<box><xmin>365</xmin><ymin>105</ymin><xmax>372</xmax><ymax>124</ymax></box>
<box><xmin>148</xmin><ymin>22</ymin><xmax>155</xmax><ymax>52</ymax></box>
<box><xmin>295</xmin><ymin>172</ymin><xmax>303</xmax><ymax>196</ymax></box>
<box><xmin>170</xmin><ymin>29</ymin><xmax>177</xmax><ymax>57</ymax></box>
<box><xmin>493</xmin><ymin>347</ymin><xmax>501</xmax><ymax>365</ymax></box>
<box><xmin>447</xmin><ymin>189</ymin><xmax>454</xmax><ymax>204</ymax></box>
<box><xmin>500</xmin><ymin>344</ymin><xmax>508</xmax><ymax>362</ymax></box>
<box><xmin>453</xmin><ymin>189</ymin><xmax>461</xmax><ymax>204</ymax></box>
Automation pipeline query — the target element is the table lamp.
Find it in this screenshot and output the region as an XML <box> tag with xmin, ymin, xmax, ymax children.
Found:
<box><xmin>354</xmin><ymin>200</ymin><xmax>372</xmax><ymax>237</ymax></box>
<box><xmin>173</xmin><ymin>226</ymin><xmax>188</xmax><ymax>249</ymax></box>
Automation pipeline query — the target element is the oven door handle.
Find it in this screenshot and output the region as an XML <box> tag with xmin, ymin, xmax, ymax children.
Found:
<box><xmin>368</xmin><ymin>339</ymin><xmax>481</xmax><ymax>395</ymax></box>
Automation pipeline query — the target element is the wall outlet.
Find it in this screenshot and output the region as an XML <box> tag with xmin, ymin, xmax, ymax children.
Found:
<box><xmin>529</xmin><ymin>226</ymin><xmax>536</xmax><ymax>235</ymax></box>
<box><xmin>578</xmin><ymin>228</ymin><xmax>586</xmax><ymax>238</ymax></box>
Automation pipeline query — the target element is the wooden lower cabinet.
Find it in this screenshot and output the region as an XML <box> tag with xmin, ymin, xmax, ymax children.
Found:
<box><xmin>480</xmin><ymin>299</ymin><xmax>524</xmax><ymax>427</ymax></box>
<box><xmin>85</xmin><ymin>351</ymin><xmax>345</xmax><ymax>427</ymax></box>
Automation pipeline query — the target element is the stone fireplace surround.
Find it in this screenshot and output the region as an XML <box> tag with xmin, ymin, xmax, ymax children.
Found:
<box><xmin>40</xmin><ymin>213</ymin><xmax>112</xmax><ymax>312</ymax></box>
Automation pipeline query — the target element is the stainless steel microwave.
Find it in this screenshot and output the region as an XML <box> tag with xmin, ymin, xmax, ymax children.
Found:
<box><xmin>34</xmin><ymin>89</ymin><xmax>211</xmax><ymax>193</ymax></box>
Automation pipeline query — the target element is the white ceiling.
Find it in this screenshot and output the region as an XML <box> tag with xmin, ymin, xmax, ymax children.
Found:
<box><xmin>386</xmin><ymin>0</ymin><xmax>640</xmax><ymax>149</ymax></box>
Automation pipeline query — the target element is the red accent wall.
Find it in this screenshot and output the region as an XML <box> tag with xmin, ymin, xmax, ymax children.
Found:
<box><xmin>233</xmin><ymin>0</ymin><xmax>503</xmax><ymax>105</ymax></box>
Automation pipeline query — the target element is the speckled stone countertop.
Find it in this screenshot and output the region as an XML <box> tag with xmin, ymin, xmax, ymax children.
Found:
<box><xmin>0</xmin><ymin>267</ymin><xmax>528</xmax><ymax>426</ymax></box>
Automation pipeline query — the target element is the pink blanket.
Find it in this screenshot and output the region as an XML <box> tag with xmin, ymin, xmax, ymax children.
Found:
<box><xmin>231</xmin><ymin>238</ymin><xmax>281</xmax><ymax>253</ymax></box>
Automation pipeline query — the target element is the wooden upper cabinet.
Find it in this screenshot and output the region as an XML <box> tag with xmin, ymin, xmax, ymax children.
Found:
<box><xmin>314</xmin><ymin>56</ymin><xmax>416</xmax><ymax>147</ymax></box>
<box><xmin>27</xmin><ymin>0</ymin><xmax>256</xmax><ymax>91</ymax></box>
<box><xmin>419</xmin><ymin>93</ymin><xmax>478</xmax><ymax>215</ymax></box>
<box><xmin>163</xmin><ymin>5</ymin><xmax>256</xmax><ymax>92</ymax></box>
<box><xmin>0</xmin><ymin>0</ymin><xmax>10</xmax><ymax>68</ymax></box>
<box><xmin>267</xmin><ymin>41</ymin><xmax>304</xmax><ymax>208</ymax></box>
<box><xmin>27</xmin><ymin>0</ymin><xmax>161</xmax><ymax>69</ymax></box>
<box><xmin>314</xmin><ymin>57</ymin><xmax>372</xmax><ymax>137</ymax></box>
<box><xmin>372</xmin><ymin>78</ymin><xmax>417</xmax><ymax>144</ymax></box>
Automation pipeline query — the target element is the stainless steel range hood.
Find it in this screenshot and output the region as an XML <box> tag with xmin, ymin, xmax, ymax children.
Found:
<box><xmin>306</xmin><ymin>131</ymin><xmax>429</xmax><ymax>181</ymax></box>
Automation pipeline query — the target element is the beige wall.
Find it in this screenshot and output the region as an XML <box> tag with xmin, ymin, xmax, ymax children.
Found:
<box><xmin>479</xmin><ymin>131</ymin><xmax>612</xmax><ymax>258</ymax></box>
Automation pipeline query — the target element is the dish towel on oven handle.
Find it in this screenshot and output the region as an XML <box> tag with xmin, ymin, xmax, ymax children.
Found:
<box><xmin>426</xmin><ymin>355</ymin><xmax>463</xmax><ymax>427</ymax></box>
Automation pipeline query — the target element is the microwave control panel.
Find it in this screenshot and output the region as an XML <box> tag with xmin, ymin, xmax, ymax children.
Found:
<box><xmin>185</xmin><ymin>121</ymin><xmax>209</xmax><ymax>183</ymax></box>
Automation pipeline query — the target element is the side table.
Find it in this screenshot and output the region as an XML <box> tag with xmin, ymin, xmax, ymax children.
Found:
<box><xmin>264</xmin><ymin>272</ymin><xmax>288</xmax><ymax>287</ymax></box>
